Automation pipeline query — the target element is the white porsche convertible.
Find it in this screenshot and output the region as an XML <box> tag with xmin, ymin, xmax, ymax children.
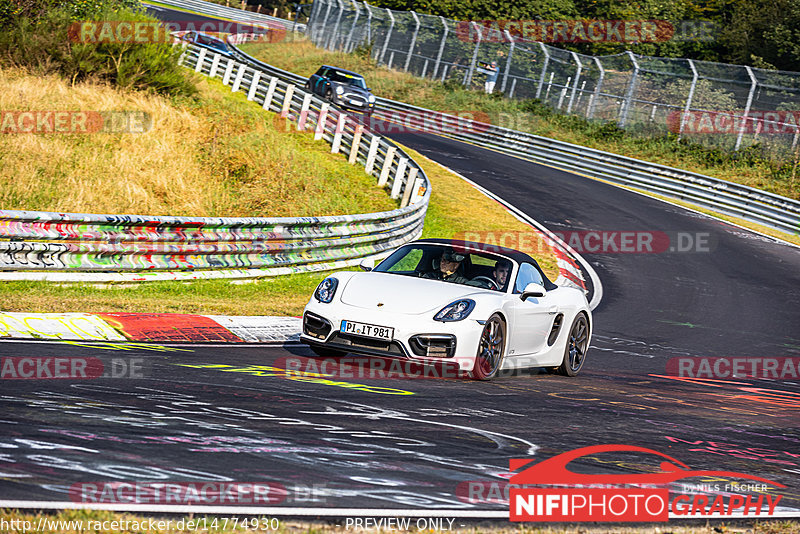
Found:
<box><xmin>301</xmin><ymin>239</ymin><xmax>591</xmax><ymax>380</ymax></box>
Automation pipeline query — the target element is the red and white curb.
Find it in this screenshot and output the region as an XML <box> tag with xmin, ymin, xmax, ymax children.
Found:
<box><xmin>0</xmin><ymin>311</ymin><xmax>301</xmax><ymax>344</ymax></box>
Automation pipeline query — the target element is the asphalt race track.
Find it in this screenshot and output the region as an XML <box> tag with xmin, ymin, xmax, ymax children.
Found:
<box><xmin>2</xmin><ymin>8</ymin><xmax>800</xmax><ymax>519</ymax></box>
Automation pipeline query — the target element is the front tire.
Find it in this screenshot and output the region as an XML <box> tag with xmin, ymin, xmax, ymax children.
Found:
<box><xmin>556</xmin><ymin>313</ymin><xmax>589</xmax><ymax>376</ymax></box>
<box><xmin>471</xmin><ymin>314</ymin><xmax>506</xmax><ymax>380</ymax></box>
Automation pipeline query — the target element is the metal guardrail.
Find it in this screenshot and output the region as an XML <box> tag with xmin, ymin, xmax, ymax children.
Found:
<box><xmin>144</xmin><ymin>0</ymin><xmax>306</xmax><ymax>32</ymax></box>
<box><xmin>228</xmin><ymin>40</ymin><xmax>800</xmax><ymax>236</ymax></box>
<box><xmin>0</xmin><ymin>39</ymin><xmax>431</xmax><ymax>282</ymax></box>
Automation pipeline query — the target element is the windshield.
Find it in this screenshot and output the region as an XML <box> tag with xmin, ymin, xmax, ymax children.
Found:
<box><xmin>374</xmin><ymin>244</ymin><xmax>514</xmax><ymax>292</ymax></box>
<box><xmin>329</xmin><ymin>70</ymin><xmax>367</xmax><ymax>89</ymax></box>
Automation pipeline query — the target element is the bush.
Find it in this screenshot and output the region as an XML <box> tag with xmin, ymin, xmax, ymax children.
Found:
<box><xmin>0</xmin><ymin>6</ymin><xmax>197</xmax><ymax>97</ymax></box>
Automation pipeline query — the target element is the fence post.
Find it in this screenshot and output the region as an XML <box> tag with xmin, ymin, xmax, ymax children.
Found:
<box><xmin>222</xmin><ymin>60</ymin><xmax>235</xmax><ymax>85</ymax></box>
<box><xmin>587</xmin><ymin>56</ymin><xmax>604</xmax><ymax>119</ymax></box>
<box><xmin>735</xmin><ymin>66</ymin><xmax>758</xmax><ymax>151</ymax></box>
<box><xmin>432</xmin><ymin>16</ymin><xmax>449</xmax><ymax>80</ymax></box>
<box><xmin>567</xmin><ymin>51</ymin><xmax>582</xmax><ymax>113</ymax></box>
<box><xmin>208</xmin><ymin>52</ymin><xmax>221</xmax><ymax>78</ymax></box>
<box><xmin>297</xmin><ymin>93</ymin><xmax>312</xmax><ymax>130</ymax></box>
<box><xmin>363</xmin><ymin>1</ymin><xmax>372</xmax><ymax>46</ymax></box>
<box><xmin>400</xmin><ymin>167</ymin><xmax>418</xmax><ymax>207</ymax></box>
<box><xmin>379</xmin><ymin>8</ymin><xmax>395</xmax><ymax>64</ymax></box>
<box><xmin>349</xmin><ymin>124</ymin><xmax>364</xmax><ymax>164</ymax></box>
<box><xmin>466</xmin><ymin>21</ymin><xmax>482</xmax><ymax>87</ymax></box>
<box><xmin>194</xmin><ymin>48</ymin><xmax>208</xmax><ymax>73</ymax></box>
<box><xmin>231</xmin><ymin>63</ymin><xmax>247</xmax><ymax>92</ymax></box>
<box><xmin>314</xmin><ymin>103</ymin><xmax>330</xmax><ymax>140</ymax></box>
<box><xmin>500</xmin><ymin>30</ymin><xmax>515</xmax><ymax>94</ymax></box>
<box><xmin>247</xmin><ymin>70</ymin><xmax>261</xmax><ymax>101</ymax></box>
<box><xmin>326</xmin><ymin>0</ymin><xmax>345</xmax><ymax>50</ymax></box>
<box><xmin>390</xmin><ymin>157</ymin><xmax>408</xmax><ymax>198</ymax></box>
<box><xmin>535</xmin><ymin>42</ymin><xmax>550</xmax><ymax>99</ymax></box>
<box><xmin>281</xmin><ymin>84</ymin><xmax>295</xmax><ymax>117</ymax></box>
<box><xmin>263</xmin><ymin>77</ymin><xmax>278</xmax><ymax>111</ymax></box>
<box><xmin>331</xmin><ymin>113</ymin><xmax>348</xmax><ymax>153</ymax></box>
<box><xmin>618</xmin><ymin>50</ymin><xmax>639</xmax><ymax>128</ymax></box>
<box><xmin>378</xmin><ymin>146</ymin><xmax>397</xmax><ymax>186</ymax></box>
<box><xmin>344</xmin><ymin>0</ymin><xmax>360</xmax><ymax>53</ymax></box>
<box><xmin>405</xmin><ymin>10</ymin><xmax>420</xmax><ymax>72</ymax></box>
<box><xmin>318</xmin><ymin>0</ymin><xmax>333</xmax><ymax>46</ymax></box>
<box><xmin>365</xmin><ymin>136</ymin><xmax>381</xmax><ymax>174</ymax></box>
<box><xmin>678</xmin><ymin>59</ymin><xmax>698</xmax><ymax>140</ymax></box>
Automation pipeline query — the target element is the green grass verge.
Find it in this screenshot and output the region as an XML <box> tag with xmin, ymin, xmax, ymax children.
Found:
<box><xmin>0</xmin><ymin>66</ymin><xmax>560</xmax><ymax>316</ymax></box>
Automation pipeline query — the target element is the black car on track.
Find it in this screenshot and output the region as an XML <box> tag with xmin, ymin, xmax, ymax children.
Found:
<box><xmin>305</xmin><ymin>65</ymin><xmax>375</xmax><ymax>114</ymax></box>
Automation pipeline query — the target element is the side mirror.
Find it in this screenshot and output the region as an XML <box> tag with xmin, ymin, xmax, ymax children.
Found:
<box><xmin>520</xmin><ymin>282</ymin><xmax>546</xmax><ymax>301</ymax></box>
<box><xmin>359</xmin><ymin>258</ymin><xmax>375</xmax><ymax>271</ymax></box>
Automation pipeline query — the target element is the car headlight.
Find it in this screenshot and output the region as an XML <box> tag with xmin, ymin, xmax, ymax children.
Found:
<box><xmin>368</xmin><ymin>94</ymin><xmax>376</xmax><ymax>103</ymax></box>
<box><xmin>434</xmin><ymin>299</ymin><xmax>476</xmax><ymax>322</ymax></box>
<box><xmin>314</xmin><ymin>277</ymin><xmax>339</xmax><ymax>303</ymax></box>
<box><xmin>335</xmin><ymin>86</ymin><xmax>344</xmax><ymax>95</ymax></box>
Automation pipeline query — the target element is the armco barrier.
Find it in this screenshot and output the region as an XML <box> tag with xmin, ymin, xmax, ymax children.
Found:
<box><xmin>226</xmin><ymin>39</ymin><xmax>800</xmax><ymax>237</ymax></box>
<box><xmin>0</xmin><ymin>39</ymin><xmax>430</xmax><ymax>282</ymax></box>
<box><xmin>143</xmin><ymin>0</ymin><xmax>305</xmax><ymax>32</ymax></box>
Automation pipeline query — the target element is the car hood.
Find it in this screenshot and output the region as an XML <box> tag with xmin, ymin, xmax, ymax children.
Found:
<box><xmin>332</xmin><ymin>82</ymin><xmax>371</xmax><ymax>96</ymax></box>
<box><xmin>339</xmin><ymin>272</ymin><xmax>484</xmax><ymax>314</ymax></box>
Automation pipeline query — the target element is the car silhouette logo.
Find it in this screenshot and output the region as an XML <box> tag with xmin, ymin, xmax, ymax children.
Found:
<box><xmin>510</xmin><ymin>444</ymin><xmax>786</xmax><ymax>487</ymax></box>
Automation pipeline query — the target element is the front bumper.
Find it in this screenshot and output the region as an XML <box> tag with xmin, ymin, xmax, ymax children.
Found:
<box><xmin>331</xmin><ymin>92</ymin><xmax>375</xmax><ymax>112</ymax></box>
<box><xmin>301</xmin><ymin>306</ymin><xmax>483</xmax><ymax>371</ymax></box>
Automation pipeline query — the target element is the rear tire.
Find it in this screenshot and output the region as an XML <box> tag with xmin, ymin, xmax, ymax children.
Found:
<box><xmin>309</xmin><ymin>345</ymin><xmax>348</xmax><ymax>358</ymax></box>
<box><xmin>556</xmin><ymin>313</ymin><xmax>589</xmax><ymax>376</ymax></box>
<box><xmin>471</xmin><ymin>314</ymin><xmax>506</xmax><ymax>380</ymax></box>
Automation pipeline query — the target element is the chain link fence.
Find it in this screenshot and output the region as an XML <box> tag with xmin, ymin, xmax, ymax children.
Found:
<box><xmin>307</xmin><ymin>0</ymin><xmax>800</xmax><ymax>164</ymax></box>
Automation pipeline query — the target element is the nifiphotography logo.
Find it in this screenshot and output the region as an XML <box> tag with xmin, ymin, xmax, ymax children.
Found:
<box><xmin>509</xmin><ymin>444</ymin><xmax>785</xmax><ymax>522</ymax></box>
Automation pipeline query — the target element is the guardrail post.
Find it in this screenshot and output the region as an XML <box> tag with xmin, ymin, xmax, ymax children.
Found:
<box><xmin>390</xmin><ymin>157</ymin><xmax>408</xmax><ymax>198</ymax></box>
<box><xmin>194</xmin><ymin>48</ymin><xmax>208</xmax><ymax>73</ymax></box>
<box><xmin>567</xmin><ymin>52</ymin><xmax>582</xmax><ymax>114</ymax></box>
<box><xmin>587</xmin><ymin>56</ymin><xmax>604</xmax><ymax>119</ymax></box>
<box><xmin>535</xmin><ymin>43</ymin><xmax>550</xmax><ymax>99</ymax></box>
<box><xmin>410</xmin><ymin>174</ymin><xmax>425</xmax><ymax>204</ymax></box>
<box><xmin>331</xmin><ymin>113</ymin><xmax>348</xmax><ymax>152</ymax></box>
<box><xmin>298</xmin><ymin>93</ymin><xmax>313</xmax><ymax>130</ymax></box>
<box><xmin>365</xmin><ymin>136</ymin><xmax>381</xmax><ymax>174</ymax></box>
<box><xmin>231</xmin><ymin>64</ymin><xmax>247</xmax><ymax>92</ymax></box>
<box><xmin>349</xmin><ymin>124</ymin><xmax>364</xmax><ymax>163</ymax></box>
<box><xmin>222</xmin><ymin>60</ymin><xmax>235</xmax><ymax>86</ymax></box>
<box><xmin>432</xmin><ymin>16</ymin><xmax>449</xmax><ymax>80</ymax></box>
<box><xmin>314</xmin><ymin>102</ymin><xmax>330</xmax><ymax>140</ymax></box>
<box><xmin>677</xmin><ymin>59</ymin><xmax>698</xmax><ymax>140</ymax></box>
<box><xmin>378</xmin><ymin>146</ymin><xmax>397</xmax><ymax>186</ymax></box>
<box><xmin>405</xmin><ymin>11</ymin><xmax>420</xmax><ymax>72</ymax></box>
<box><xmin>344</xmin><ymin>0</ymin><xmax>360</xmax><ymax>53</ymax></box>
<box><xmin>379</xmin><ymin>9</ymin><xmax>395</xmax><ymax>64</ymax></box>
<box><xmin>400</xmin><ymin>167</ymin><xmax>418</xmax><ymax>207</ymax></box>
<box><xmin>618</xmin><ymin>51</ymin><xmax>639</xmax><ymax>128</ymax></box>
<box><xmin>263</xmin><ymin>77</ymin><xmax>278</xmax><ymax>111</ymax></box>
<box><xmin>281</xmin><ymin>84</ymin><xmax>295</xmax><ymax>118</ymax></box>
<box><xmin>735</xmin><ymin>66</ymin><xmax>758</xmax><ymax>151</ymax></box>
<box><xmin>500</xmin><ymin>30</ymin><xmax>515</xmax><ymax>94</ymax></box>
<box><xmin>247</xmin><ymin>71</ymin><xmax>261</xmax><ymax>101</ymax></box>
<box><xmin>209</xmin><ymin>53</ymin><xmax>221</xmax><ymax>78</ymax></box>
<box><xmin>466</xmin><ymin>21</ymin><xmax>482</xmax><ymax>86</ymax></box>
